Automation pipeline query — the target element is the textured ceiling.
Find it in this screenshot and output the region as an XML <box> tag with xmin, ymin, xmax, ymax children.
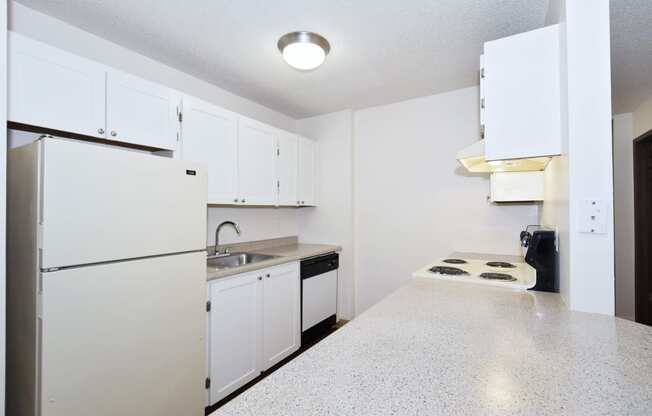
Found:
<box><xmin>611</xmin><ymin>0</ymin><xmax>652</xmax><ymax>114</ymax></box>
<box><xmin>15</xmin><ymin>0</ymin><xmax>550</xmax><ymax>118</ymax></box>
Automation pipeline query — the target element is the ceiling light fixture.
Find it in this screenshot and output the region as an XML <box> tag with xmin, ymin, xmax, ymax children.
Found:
<box><xmin>277</xmin><ymin>31</ymin><xmax>331</xmax><ymax>71</ymax></box>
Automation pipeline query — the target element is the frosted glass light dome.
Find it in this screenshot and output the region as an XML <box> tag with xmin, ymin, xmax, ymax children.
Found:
<box><xmin>278</xmin><ymin>31</ymin><xmax>330</xmax><ymax>71</ymax></box>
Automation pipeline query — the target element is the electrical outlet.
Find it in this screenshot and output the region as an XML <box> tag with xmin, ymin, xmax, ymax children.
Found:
<box><xmin>578</xmin><ymin>200</ymin><xmax>607</xmax><ymax>234</ymax></box>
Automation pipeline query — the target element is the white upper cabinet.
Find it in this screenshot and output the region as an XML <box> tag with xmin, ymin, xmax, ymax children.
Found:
<box><xmin>8</xmin><ymin>32</ymin><xmax>106</xmax><ymax>138</ymax></box>
<box><xmin>298</xmin><ymin>136</ymin><xmax>316</xmax><ymax>206</ymax></box>
<box><xmin>262</xmin><ymin>263</ymin><xmax>300</xmax><ymax>370</ymax></box>
<box><xmin>276</xmin><ymin>131</ymin><xmax>299</xmax><ymax>206</ymax></box>
<box><xmin>8</xmin><ymin>32</ymin><xmax>180</xmax><ymax>150</ymax></box>
<box><xmin>238</xmin><ymin>117</ymin><xmax>278</xmax><ymax>205</ymax></box>
<box><xmin>181</xmin><ymin>96</ymin><xmax>239</xmax><ymax>204</ymax></box>
<box><xmin>106</xmin><ymin>70</ymin><xmax>179</xmax><ymax>150</ymax></box>
<box><xmin>8</xmin><ymin>33</ymin><xmax>317</xmax><ymax>207</ymax></box>
<box><xmin>483</xmin><ymin>24</ymin><xmax>561</xmax><ymax>161</ymax></box>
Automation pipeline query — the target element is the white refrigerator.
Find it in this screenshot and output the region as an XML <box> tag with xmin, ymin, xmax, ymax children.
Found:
<box><xmin>7</xmin><ymin>138</ymin><xmax>208</xmax><ymax>416</ymax></box>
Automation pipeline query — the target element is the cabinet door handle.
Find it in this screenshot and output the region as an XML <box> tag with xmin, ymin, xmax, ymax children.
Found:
<box><xmin>110</xmin><ymin>130</ymin><xmax>117</xmax><ymax>137</ymax></box>
<box><xmin>97</xmin><ymin>128</ymin><xmax>105</xmax><ymax>135</ymax></box>
<box><xmin>266</xmin><ymin>274</ymin><xmax>270</xmax><ymax>278</ymax></box>
<box><xmin>241</xmin><ymin>199</ymin><xmax>246</xmax><ymax>203</ymax></box>
<box><xmin>257</xmin><ymin>276</ymin><xmax>262</xmax><ymax>281</ymax></box>
<box><xmin>233</xmin><ymin>198</ymin><xmax>239</xmax><ymax>203</ymax></box>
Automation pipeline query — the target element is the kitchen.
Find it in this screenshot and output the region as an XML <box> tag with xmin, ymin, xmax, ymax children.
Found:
<box><xmin>1</xmin><ymin>1</ymin><xmax>651</xmax><ymax>415</ymax></box>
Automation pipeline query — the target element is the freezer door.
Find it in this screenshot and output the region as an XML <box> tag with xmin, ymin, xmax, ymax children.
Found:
<box><xmin>39</xmin><ymin>138</ymin><xmax>207</xmax><ymax>269</ymax></box>
<box><xmin>40</xmin><ymin>252</ymin><xmax>206</xmax><ymax>416</ymax></box>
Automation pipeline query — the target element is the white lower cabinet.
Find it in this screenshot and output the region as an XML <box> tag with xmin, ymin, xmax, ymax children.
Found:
<box><xmin>207</xmin><ymin>262</ymin><xmax>300</xmax><ymax>405</ymax></box>
<box><xmin>262</xmin><ymin>263</ymin><xmax>301</xmax><ymax>370</ymax></box>
<box><xmin>207</xmin><ymin>271</ymin><xmax>261</xmax><ymax>405</ymax></box>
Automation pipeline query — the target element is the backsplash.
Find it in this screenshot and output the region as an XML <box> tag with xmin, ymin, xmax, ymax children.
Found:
<box><xmin>207</xmin><ymin>206</ymin><xmax>299</xmax><ymax>246</ymax></box>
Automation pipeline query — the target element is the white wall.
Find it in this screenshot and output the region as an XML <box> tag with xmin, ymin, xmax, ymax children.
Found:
<box><xmin>564</xmin><ymin>0</ymin><xmax>614</xmax><ymax>315</ymax></box>
<box><xmin>541</xmin><ymin>0</ymin><xmax>571</xmax><ymax>307</ymax></box>
<box><xmin>353</xmin><ymin>87</ymin><xmax>539</xmax><ymax>313</ymax></box>
<box><xmin>633</xmin><ymin>95</ymin><xmax>652</xmax><ymax>137</ymax></box>
<box><xmin>296</xmin><ymin>110</ymin><xmax>355</xmax><ymax>320</ymax></box>
<box><xmin>543</xmin><ymin>0</ymin><xmax>615</xmax><ymax>315</ymax></box>
<box><xmin>207</xmin><ymin>207</ymin><xmax>298</xmax><ymax>247</ymax></box>
<box><xmin>8</xmin><ymin>1</ymin><xmax>295</xmax><ymax>132</ymax></box>
<box><xmin>541</xmin><ymin>155</ymin><xmax>570</xmax><ymax>303</ymax></box>
<box><xmin>1</xmin><ymin>0</ymin><xmax>7</xmax><ymax>413</ymax></box>
<box><xmin>613</xmin><ymin>113</ymin><xmax>635</xmax><ymax>321</ymax></box>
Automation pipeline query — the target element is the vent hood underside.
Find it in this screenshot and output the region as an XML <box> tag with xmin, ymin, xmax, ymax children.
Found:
<box><xmin>456</xmin><ymin>140</ymin><xmax>551</xmax><ymax>173</ymax></box>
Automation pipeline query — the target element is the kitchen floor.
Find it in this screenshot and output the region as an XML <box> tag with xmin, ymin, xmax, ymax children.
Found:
<box><xmin>205</xmin><ymin>320</ymin><xmax>348</xmax><ymax>415</ymax></box>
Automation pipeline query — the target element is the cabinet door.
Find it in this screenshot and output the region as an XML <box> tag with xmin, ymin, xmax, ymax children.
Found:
<box><xmin>208</xmin><ymin>272</ymin><xmax>261</xmax><ymax>405</ymax></box>
<box><xmin>181</xmin><ymin>96</ymin><xmax>239</xmax><ymax>204</ymax></box>
<box><xmin>276</xmin><ymin>131</ymin><xmax>299</xmax><ymax>206</ymax></box>
<box><xmin>8</xmin><ymin>32</ymin><xmax>106</xmax><ymax>138</ymax></box>
<box><xmin>106</xmin><ymin>69</ymin><xmax>179</xmax><ymax>150</ymax></box>
<box><xmin>483</xmin><ymin>24</ymin><xmax>561</xmax><ymax>161</ymax></box>
<box><xmin>262</xmin><ymin>262</ymin><xmax>300</xmax><ymax>370</ymax></box>
<box><xmin>298</xmin><ymin>137</ymin><xmax>316</xmax><ymax>206</ymax></box>
<box><xmin>237</xmin><ymin>117</ymin><xmax>278</xmax><ymax>205</ymax></box>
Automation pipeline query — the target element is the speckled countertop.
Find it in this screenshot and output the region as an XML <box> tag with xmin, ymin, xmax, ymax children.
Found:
<box><xmin>212</xmin><ymin>277</ymin><xmax>652</xmax><ymax>415</ymax></box>
<box><xmin>206</xmin><ymin>237</ymin><xmax>340</xmax><ymax>281</ymax></box>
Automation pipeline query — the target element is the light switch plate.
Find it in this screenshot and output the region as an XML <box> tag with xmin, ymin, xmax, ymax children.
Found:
<box><xmin>579</xmin><ymin>199</ymin><xmax>607</xmax><ymax>234</ymax></box>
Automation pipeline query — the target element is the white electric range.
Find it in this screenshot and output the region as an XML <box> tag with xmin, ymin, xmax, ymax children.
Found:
<box><xmin>412</xmin><ymin>252</ymin><xmax>536</xmax><ymax>290</ymax></box>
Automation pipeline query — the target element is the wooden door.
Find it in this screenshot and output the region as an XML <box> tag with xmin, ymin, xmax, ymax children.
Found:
<box><xmin>634</xmin><ymin>129</ymin><xmax>652</xmax><ymax>326</ymax></box>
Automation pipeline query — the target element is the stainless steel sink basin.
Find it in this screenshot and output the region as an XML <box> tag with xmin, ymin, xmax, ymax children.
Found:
<box><xmin>207</xmin><ymin>252</ymin><xmax>279</xmax><ymax>270</ymax></box>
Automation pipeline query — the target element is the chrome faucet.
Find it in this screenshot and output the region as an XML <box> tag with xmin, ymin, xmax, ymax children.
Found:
<box><xmin>213</xmin><ymin>221</ymin><xmax>241</xmax><ymax>256</ymax></box>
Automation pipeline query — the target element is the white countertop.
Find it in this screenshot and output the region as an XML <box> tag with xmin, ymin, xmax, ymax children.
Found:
<box><xmin>212</xmin><ymin>277</ymin><xmax>652</xmax><ymax>415</ymax></box>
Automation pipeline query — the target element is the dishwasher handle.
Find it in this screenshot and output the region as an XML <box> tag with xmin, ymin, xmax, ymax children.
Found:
<box><xmin>301</xmin><ymin>253</ymin><xmax>339</xmax><ymax>280</ymax></box>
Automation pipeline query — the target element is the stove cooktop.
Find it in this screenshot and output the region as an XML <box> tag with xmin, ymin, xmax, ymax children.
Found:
<box><xmin>442</xmin><ymin>259</ymin><xmax>468</xmax><ymax>265</ymax></box>
<box><xmin>479</xmin><ymin>272</ymin><xmax>517</xmax><ymax>282</ymax></box>
<box><xmin>415</xmin><ymin>256</ymin><xmax>536</xmax><ymax>290</ymax></box>
<box><xmin>428</xmin><ymin>266</ymin><xmax>469</xmax><ymax>275</ymax></box>
<box><xmin>486</xmin><ymin>261</ymin><xmax>516</xmax><ymax>268</ymax></box>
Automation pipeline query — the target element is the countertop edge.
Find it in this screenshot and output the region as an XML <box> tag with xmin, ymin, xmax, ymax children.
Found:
<box><xmin>206</xmin><ymin>244</ymin><xmax>341</xmax><ymax>282</ymax></box>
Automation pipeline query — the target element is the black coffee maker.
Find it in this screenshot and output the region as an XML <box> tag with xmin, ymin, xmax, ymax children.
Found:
<box><xmin>520</xmin><ymin>226</ymin><xmax>559</xmax><ymax>293</ymax></box>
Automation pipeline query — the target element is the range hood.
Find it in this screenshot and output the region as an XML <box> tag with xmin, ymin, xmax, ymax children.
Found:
<box><xmin>456</xmin><ymin>140</ymin><xmax>551</xmax><ymax>173</ymax></box>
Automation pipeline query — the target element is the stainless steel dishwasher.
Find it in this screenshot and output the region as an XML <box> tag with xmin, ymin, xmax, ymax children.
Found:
<box><xmin>301</xmin><ymin>252</ymin><xmax>339</xmax><ymax>344</ymax></box>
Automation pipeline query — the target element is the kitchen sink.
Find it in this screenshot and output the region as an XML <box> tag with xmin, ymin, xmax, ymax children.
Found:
<box><xmin>207</xmin><ymin>252</ymin><xmax>279</xmax><ymax>269</ymax></box>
